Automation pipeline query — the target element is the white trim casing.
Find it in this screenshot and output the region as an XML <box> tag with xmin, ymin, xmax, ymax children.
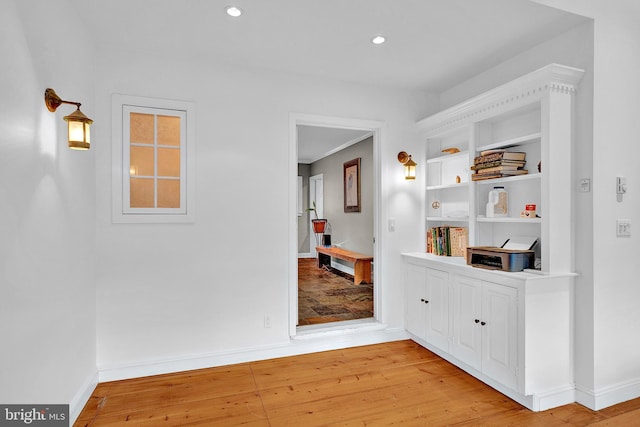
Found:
<box><xmin>289</xmin><ymin>113</ymin><xmax>385</xmax><ymax>338</ymax></box>
<box><xmin>576</xmin><ymin>378</ymin><xmax>640</xmax><ymax>411</ymax></box>
<box><xmin>112</xmin><ymin>94</ymin><xmax>196</xmax><ymax>223</ymax></box>
<box><xmin>69</xmin><ymin>370</ymin><xmax>99</xmax><ymax>425</ymax></box>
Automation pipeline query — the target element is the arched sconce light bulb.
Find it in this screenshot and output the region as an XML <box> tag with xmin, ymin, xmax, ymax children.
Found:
<box><xmin>398</xmin><ymin>151</ymin><xmax>417</xmax><ymax>180</ymax></box>
<box><xmin>44</xmin><ymin>88</ymin><xmax>93</xmax><ymax>150</ymax></box>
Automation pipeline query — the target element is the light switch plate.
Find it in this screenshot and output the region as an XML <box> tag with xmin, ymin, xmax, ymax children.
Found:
<box><xmin>617</xmin><ymin>177</ymin><xmax>627</xmax><ymax>194</ymax></box>
<box><xmin>617</xmin><ymin>219</ymin><xmax>631</xmax><ymax>237</ymax></box>
<box><xmin>579</xmin><ymin>178</ymin><xmax>590</xmax><ymax>192</ymax></box>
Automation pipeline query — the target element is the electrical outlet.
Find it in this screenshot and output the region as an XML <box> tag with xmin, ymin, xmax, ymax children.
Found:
<box><xmin>264</xmin><ymin>315</ymin><xmax>272</xmax><ymax>328</ymax></box>
<box><xmin>617</xmin><ymin>220</ymin><xmax>631</xmax><ymax>237</ymax></box>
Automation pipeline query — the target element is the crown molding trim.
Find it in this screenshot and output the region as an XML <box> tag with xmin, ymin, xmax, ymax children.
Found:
<box><xmin>417</xmin><ymin>63</ymin><xmax>584</xmax><ymax>136</ymax></box>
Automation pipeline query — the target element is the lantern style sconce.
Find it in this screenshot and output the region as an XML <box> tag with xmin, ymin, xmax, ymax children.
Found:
<box><xmin>397</xmin><ymin>151</ymin><xmax>417</xmax><ymax>180</ymax></box>
<box><xmin>44</xmin><ymin>88</ymin><xmax>93</xmax><ymax>150</ymax></box>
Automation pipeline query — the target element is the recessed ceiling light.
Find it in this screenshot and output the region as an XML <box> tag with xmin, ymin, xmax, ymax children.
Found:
<box><xmin>225</xmin><ymin>6</ymin><xmax>243</xmax><ymax>17</ymax></box>
<box><xmin>371</xmin><ymin>35</ymin><xmax>386</xmax><ymax>45</ymax></box>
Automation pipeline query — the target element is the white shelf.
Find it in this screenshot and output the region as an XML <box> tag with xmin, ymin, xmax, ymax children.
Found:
<box><xmin>427</xmin><ymin>182</ymin><xmax>469</xmax><ymax>191</ymax></box>
<box><xmin>427</xmin><ymin>216</ymin><xmax>469</xmax><ymax>222</ymax></box>
<box><xmin>476</xmin><ymin>132</ymin><xmax>541</xmax><ymax>153</ymax></box>
<box><xmin>473</xmin><ymin>173</ymin><xmax>541</xmax><ymax>185</ymax></box>
<box><xmin>476</xmin><ymin>216</ymin><xmax>542</xmax><ymax>224</ymax></box>
<box><xmin>426</xmin><ymin>150</ymin><xmax>469</xmax><ymax>164</ymax></box>
<box><xmin>419</xmin><ymin>64</ymin><xmax>583</xmax><ymax>274</ymax></box>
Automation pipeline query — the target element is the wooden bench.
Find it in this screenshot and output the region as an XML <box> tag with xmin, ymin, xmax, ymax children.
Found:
<box><xmin>316</xmin><ymin>246</ymin><xmax>373</xmax><ymax>285</ymax></box>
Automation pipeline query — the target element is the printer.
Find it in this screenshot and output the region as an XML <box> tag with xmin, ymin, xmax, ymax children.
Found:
<box><xmin>466</xmin><ymin>237</ymin><xmax>537</xmax><ymax>272</ymax></box>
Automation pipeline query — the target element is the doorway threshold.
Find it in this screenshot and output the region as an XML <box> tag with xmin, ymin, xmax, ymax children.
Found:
<box><xmin>294</xmin><ymin>318</ymin><xmax>384</xmax><ymax>340</ymax></box>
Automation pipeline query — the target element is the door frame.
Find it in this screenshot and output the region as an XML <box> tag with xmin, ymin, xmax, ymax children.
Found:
<box><xmin>289</xmin><ymin>113</ymin><xmax>383</xmax><ymax>337</ymax></box>
<box><xmin>308</xmin><ymin>173</ymin><xmax>324</xmax><ymax>257</ymax></box>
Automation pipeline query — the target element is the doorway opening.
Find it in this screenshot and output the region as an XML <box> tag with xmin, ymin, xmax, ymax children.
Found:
<box><xmin>289</xmin><ymin>114</ymin><xmax>383</xmax><ymax>336</ymax></box>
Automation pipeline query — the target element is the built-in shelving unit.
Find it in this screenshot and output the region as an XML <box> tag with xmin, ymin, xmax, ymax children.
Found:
<box><xmin>418</xmin><ymin>63</ymin><xmax>584</xmax><ymax>273</ymax></box>
<box><xmin>403</xmin><ymin>64</ymin><xmax>584</xmax><ymax>412</ymax></box>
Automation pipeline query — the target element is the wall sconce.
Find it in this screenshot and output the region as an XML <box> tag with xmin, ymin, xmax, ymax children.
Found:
<box><xmin>44</xmin><ymin>88</ymin><xmax>93</xmax><ymax>150</ymax></box>
<box><xmin>398</xmin><ymin>151</ymin><xmax>417</xmax><ymax>180</ymax></box>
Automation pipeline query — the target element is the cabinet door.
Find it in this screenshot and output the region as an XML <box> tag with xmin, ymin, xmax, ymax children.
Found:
<box><xmin>481</xmin><ymin>281</ymin><xmax>518</xmax><ymax>390</ymax></box>
<box><xmin>424</xmin><ymin>268</ymin><xmax>450</xmax><ymax>351</ymax></box>
<box><xmin>405</xmin><ymin>265</ymin><xmax>427</xmax><ymax>340</ymax></box>
<box><xmin>452</xmin><ymin>275</ymin><xmax>482</xmax><ymax>370</ymax></box>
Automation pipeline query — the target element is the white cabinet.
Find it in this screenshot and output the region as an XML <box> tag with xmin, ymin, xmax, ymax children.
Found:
<box><xmin>451</xmin><ymin>275</ymin><xmax>482</xmax><ymax>368</ymax></box>
<box><xmin>405</xmin><ymin>264</ymin><xmax>450</xmax><ymax>352</ymax></box>
<box><xmin>402</xmin><ymin>253</ymin><xmax>575</xmax><ymax>412</ymax></box>
<box><xmin>452</xmin><ymin>275</ymin><xmax>517</xmax><ymax>390</ymax></box>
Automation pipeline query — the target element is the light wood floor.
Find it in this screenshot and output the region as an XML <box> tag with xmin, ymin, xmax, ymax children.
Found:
<box><xmin>75</xmin><ymin>340</ymin><xmax>640</xmax><ymax>426</ymax></box>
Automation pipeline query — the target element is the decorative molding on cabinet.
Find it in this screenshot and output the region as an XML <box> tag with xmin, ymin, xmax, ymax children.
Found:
<box><xmin>410</xmin><ymin>63</ymin><xmax>585</xmax><ymax>411</ymax></box>
<box><xmin>417</xmin><ymin>63</ymin><xmax>584</xmax><ymax>136</ymax></box>
<box><xmin>421</xmin><ymin>63</ymin><xmax>583</xmax><ymax>273</ymax></box>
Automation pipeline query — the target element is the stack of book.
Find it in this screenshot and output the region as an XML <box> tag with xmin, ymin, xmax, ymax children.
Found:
<box><xmin>471</xmin><ymin>150</ymin><xmax>528</xmax><ymax>181</ymax></box>
<box><xmin>427</xmin><ymin>226</ymin><xmax>468</xmax><ymax>257</ymax></box>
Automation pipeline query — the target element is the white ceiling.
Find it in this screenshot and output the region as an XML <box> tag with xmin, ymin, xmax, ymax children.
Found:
<box><xmin>70</xmin><ymin>0</ymin><xmax>589</xmax><ymax>160</ymax></box>
<box><xmin>297</xmin><ymin>126</ymin><xmax>372</xmax><ymax>164</ymax></box>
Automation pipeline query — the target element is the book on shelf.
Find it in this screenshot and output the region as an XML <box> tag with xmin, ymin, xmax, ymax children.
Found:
<box><xmin>470</xmin><ymin>159</ymin><xmax>526</xmax><ymax>170</ymax></box>
<box><xmin>426</xmin><ymin>226</ymin><xmax>468</xmax><ymax>257</ymax></box>
<box><xmin>475</xmin><ymin>164</ymin><xmax>525</xmax><ymax>174</ymax></box>
<box><xmin>474</xmin><ymin>151</ymin><xmax>526</xmax><ymax>165</ymax></box>
<box><xmin>471</xmin><ymin>169</ymin><xmax>529</xmax><ymax>181</ymax></box>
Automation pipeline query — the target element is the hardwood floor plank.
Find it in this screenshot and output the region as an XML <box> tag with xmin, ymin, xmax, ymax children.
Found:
<box><xmin>94</xmin><ymin>364</ymin><xmax>258</xmax><ymax>417</ymax></box>
<box><xmin>79</xmin><ymin>392</ymin><xmax>268</xmax><ymax>427</ymax></box>
<box><xmin>599</xmin><ymin>397</ymin><xmax>640</xmax><ymax>418</ymax></box>
<box><xmin>250</xmin><ymin>341</ymin><xmax>439</xmax><ymax>390</ymax></box>
<box><xmin>263</xmin><ymin>369</ymin><xmax>519</xmax><ymax>426</ymax></box>
<box><xmin>587</xmin><ymin>409</ymin><xmax>640</xmax><ymax>426</ymax></box>
<box><xmin>74</xmin><ymin>340</ymin><xmax>640</xmax><ymax>426</ymax></box>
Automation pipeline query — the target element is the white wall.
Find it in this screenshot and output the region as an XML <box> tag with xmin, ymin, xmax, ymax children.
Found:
<box><xmin>310</xmin><ymin>137</ymin><xmax>374</xmax><ymax>256</ymax></box>
<box><xmin>444</xmin><ymin>0</ymin><xmax>640</xmax><ymax>408</ymax></box>
<box><xmin>94</xmin><ymin>47</ymin><xmax>434</xmax><ymax>373</ymax></box>
<box><xmin>0</xmin><ymin>0</ymin><xmax>97</xmax><ymax>418</ymax></box>
<box><xmin>531</xmin><ymin>0</ymin><xmax>640</xmax><ymax>409</ymax></box>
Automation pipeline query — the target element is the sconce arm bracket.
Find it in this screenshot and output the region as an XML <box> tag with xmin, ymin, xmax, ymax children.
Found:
<box><xmin>44</xmin><ymin>88</ymin><xmax>81</xmax><ymax>112</ymax></box>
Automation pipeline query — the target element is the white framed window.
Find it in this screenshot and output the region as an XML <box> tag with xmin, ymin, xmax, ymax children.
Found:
<box><xmin>112</xmin><ymin>94</ymin><xmax>195</xmax><ymax>223</ymax></box>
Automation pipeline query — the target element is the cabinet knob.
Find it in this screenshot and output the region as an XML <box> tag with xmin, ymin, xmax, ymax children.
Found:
<box><xmin>474</xmin><ymin>319</ymin><xmax>480</xmax><ymax>323</ymax></box>
<box><xmin>481</xmin><ymin>321</ymin><xmax>486</xmax><ymax>326</ymax></box>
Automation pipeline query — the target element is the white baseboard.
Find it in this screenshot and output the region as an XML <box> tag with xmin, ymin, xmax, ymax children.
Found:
<box><xmin>531</xmin><ymin>386</ymin><xmax>576</xmax><ymax>411</ymax></box>
<box><xmin>99</xmin><ymin>324</ymin><xmax>409</xmax><ymax>382</ymax></box>
<box><xmin>576</xmin><ymin>378</ymin><xmax>640</xmax><ymax>410</ymax></box>
<box><xmin>69</xmin><ymin>369</ymin><xmax>99</xmax><ymax>425</ymax></box>
<box><xmin>409</xmin><ymin>334</ymin><xmax>575</xmax><ymax>412</ymax></box>
<box><xmin>331</xmin><ymin>259</ymin><xmax>354</xmax><ymax>276</ymax></box>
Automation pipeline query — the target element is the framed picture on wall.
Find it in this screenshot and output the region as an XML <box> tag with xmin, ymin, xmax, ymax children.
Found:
<box><xmin>344</xmin><ymin>158</ymin><xmax>361</xmax><ymax>213</ymax></box>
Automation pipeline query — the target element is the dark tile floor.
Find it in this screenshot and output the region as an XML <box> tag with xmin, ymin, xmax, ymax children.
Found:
<box><xmin>298</xmin><ymin>258</ymin><xmax>373</xmax><ymax>326</ymax></box>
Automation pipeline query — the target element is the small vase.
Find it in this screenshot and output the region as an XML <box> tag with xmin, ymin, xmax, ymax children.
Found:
<box><xmin>312</xmin><ymin>219</ymin><xmax>327</xmax><ymax>234</ymax></box>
